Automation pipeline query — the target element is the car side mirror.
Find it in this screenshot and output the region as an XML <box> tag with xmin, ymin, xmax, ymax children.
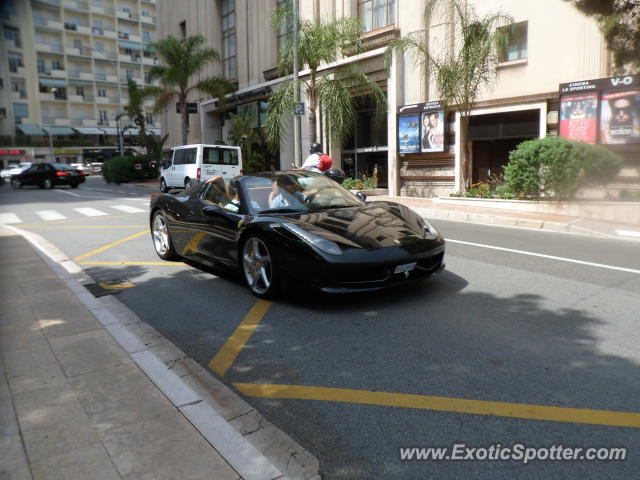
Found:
<box><xmin>355</xmin><ymin>191</ymin><xmax>367</xmax><ymax>202</ymax></box>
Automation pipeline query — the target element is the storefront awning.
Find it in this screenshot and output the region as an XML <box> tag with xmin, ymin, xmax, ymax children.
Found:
<box><xmin>73</xmin><ymin>127</ymin><xmax>105</xmax><ymax>135</ymax></box>
<box><xmin>119</xmin><ymin>40</ymin><xmax>142</xmax><ymax>51</ymax></box>
<box><xmin>17</xmin><ymin>124</ymin><xmax>45</xmax><ymax>135</ymax></box>
<box><xmin>43</xmin><ymin>126</ymin><xmax>75</xmax><ymax>136</ymax></box>
<box><xmin>98</xmin><ymin>127</ymin><xmax>118</xmax><ymax>135</ymax></box>
<box><xmin>39</xmin><ymin>77</ymin><xmax>67</xmax><ymax>88</ymax></box>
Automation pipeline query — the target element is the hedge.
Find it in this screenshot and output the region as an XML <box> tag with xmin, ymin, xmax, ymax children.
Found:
<box><xmin>504</xmin><ymin>136</ymin><xmax>623</xmax><ymax>200</ymax></box>
<box><xmin>102</xmin><ymin>156</ymin><xmax>159</xmax><ymax>184</ymax></box>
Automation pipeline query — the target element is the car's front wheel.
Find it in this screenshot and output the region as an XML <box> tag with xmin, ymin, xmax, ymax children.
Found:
<box><xmin>242</xmin><ymin>236</ymin><xmax>280</xmax><ymax>299</ymax></box>
<box><xmin>151</xmin><ymin>211</ymin><xmax>178</xmax><ymax>260</ymax></box>
<box><xmin>11</xmin><ymin>178</ymin><xmax>22</xmax><ymax>189</ymax></box>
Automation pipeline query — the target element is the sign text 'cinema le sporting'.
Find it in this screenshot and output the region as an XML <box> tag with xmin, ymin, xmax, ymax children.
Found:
<box><xmin>559</xmin><ymin>74</ymin><xmax>640</xmax><ymax>145</ymax></box>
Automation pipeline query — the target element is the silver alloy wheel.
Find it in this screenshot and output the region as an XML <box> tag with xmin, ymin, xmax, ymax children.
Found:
<box><xmin>11</xmin><ymin>178</ymin><xmax>21</xmax><ymax>189</ymax></box>
<box><xmin>152</xmin><ymin>214</ymin><xmax>170</xmax><ymax>255</ymax></box>
<box><xmin>44</xmin><ymin>178</ymin><xmax>53</xmax><ymax>189</ymax></box>
<box><xmin>242</xmin><ymin>237</ymin><xmax>272</xmax><ymax>295</ymax></box>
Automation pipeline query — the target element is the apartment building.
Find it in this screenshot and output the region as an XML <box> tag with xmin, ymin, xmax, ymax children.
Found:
<box><xmin>157</xmin><ymin>0</ymin><xmax>639</xmax><ymax>197</ymax></box>
<box><xmin>0</xmin><ymin>0</ymin><xmax>162</xmax><ymax>166</ymax></box>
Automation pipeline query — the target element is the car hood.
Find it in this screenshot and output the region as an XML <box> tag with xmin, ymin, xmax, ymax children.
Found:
<box><xmin>284</xmin><ymin>201</ymin><xmax>430</xmax><ymax>250</ymax></box>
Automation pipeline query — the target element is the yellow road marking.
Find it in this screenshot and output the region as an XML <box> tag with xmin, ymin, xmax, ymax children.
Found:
<box><xmin>73</xmin><ymin>229</ymin><xmax>150</xmax><ymax>261</ymax></box>
<box><xmin>78</xmin><ymin>260</ymin><xmax>185</xmax><ymax>266</ymax></box>
<box><xmin>209</xmin><ymin>300</ymin><xmax>272</xmax><ymax>376</ymax></box>
<box><xmin>22</xmin><ymin>225</ymin><xmax>148</xmax><ymax>229</ymax></box>
<box><xmin>233</xmin><ymin>383</ymin><xmax>640</xmax><ymax>429</ymax></box>
<box><xmin>98</xmin><ymin>281</ymin><xmax>136</xmax><ymax>290</ymax></box>
<box><xmin>182</xmin><ymin>232</ymin><xmax>206</xmax><ymax>256</ymax></box>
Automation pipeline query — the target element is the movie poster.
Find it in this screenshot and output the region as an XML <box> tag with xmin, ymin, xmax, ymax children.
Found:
<box><xmin>420</xmin><ymin>111</ymin><xmax>445</xmax><ymax>153</ymax></box>
<box><xmin>599</xmin><ymin>90</ymin><xmax>640</xmax><ymax>144</ymax></box>
<box><xmin>559</xmin><ymin>94</ymin><xmax>598</xmax><ymax>143</ymax></box>
<box><xmin>398</xmin><ymin>115</ymin><xmax>420</xmax><ymax>153</ymax></box>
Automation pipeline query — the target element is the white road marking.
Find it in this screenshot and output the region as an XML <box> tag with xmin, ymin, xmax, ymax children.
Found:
<box><xmin>0</xmin><ymin>213</ymin><xmax>22</xmax><ymax>224</ymax></box>
<box><xmin>448</xmin><ymin>239</ymin><xmax>640</xmax><ymax>275</ymax></box>
<box><xmin>111</xmin><ymin>205</ymin><xmax>146</xmax><ymax>213</ymax></box>
<box><xmin>74</xmin><ymin>207</ymin><xmax>108</xmax><ymax>217</ymax></box>
<box><xmin>616</xmin><ymin>230</ymin><xmax>640</xmax><ymax>238</ymax></box>
<box><xmin>55</xmin><ymin>189</ymin><xmax>82</xmax><ymax>197</ymax></box>
<box><xmin>36</xmin><ymin>210</ymin><xmax>67</xmax><ymax>221</ymax></box>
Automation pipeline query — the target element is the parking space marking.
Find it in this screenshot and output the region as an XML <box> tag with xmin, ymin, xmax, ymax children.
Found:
<box><xmin>234</xmin><ymin>383</ymin><xmax>640</xmax><ymax>428</ymax></box>
<box><xmin>449</xmin><ymin>239</ymin><xmax>640</xmax><ymax>275</ymax></box>
<box><xmin>73</xmin><ymin>229</ymin><xmax>150</xmax><ymax>262</ymax></box>
<box><xmin>209</xmin><ymin>300</ymin><xmax>272</xmax><ymax>376</ymax></box>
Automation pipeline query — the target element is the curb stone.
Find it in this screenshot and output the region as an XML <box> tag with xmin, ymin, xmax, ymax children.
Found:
<box><xmin>6</xmin><ymin>225</ymin><xmax>321</xmax><ymax>480</ymax></box>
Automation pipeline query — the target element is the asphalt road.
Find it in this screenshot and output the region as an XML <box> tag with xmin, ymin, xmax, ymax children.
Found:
<box><xmin>1</xmin><ymin>176</ymin><xmax>639</xmax><ymax>480</ymax></box>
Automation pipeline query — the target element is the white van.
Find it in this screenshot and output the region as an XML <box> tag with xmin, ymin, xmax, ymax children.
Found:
<box><xmin>159</xmin><ymin>144</ymin><xmax>243</xmax><ymax>192</ymax></box>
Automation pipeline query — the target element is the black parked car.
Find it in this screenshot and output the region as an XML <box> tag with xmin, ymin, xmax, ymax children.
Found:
<box><xmin>10</xmin><ymin>163</ymin><xmax>86</xmax><ymax>189</ymax></box>
<box><xmin>150</xmin><ymin>171</ymin><xmax>445</xmax><ymax>298</ymax></box>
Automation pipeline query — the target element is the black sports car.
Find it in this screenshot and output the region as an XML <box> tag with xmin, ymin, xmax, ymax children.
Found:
<box><xmin>149</xmin><ymin>171</ymin><xmax>445</xmax><ymax>298</ymax></box>
<box><xmin>10</xmin><ymin>163</ymin><xmax>86</xmax><ymax>189</ymax></box>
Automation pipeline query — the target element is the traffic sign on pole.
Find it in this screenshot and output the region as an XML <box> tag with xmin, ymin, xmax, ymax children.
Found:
<box><xmin>293</xmin><ymin>102</ymin><xmax>305</xmax><ymax>116</ymax></box>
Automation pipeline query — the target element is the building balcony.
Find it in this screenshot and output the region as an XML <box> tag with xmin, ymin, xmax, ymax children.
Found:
<box><xmin>34</xmin><ymin>0</ymin><xmax>61</xmax><ymax>7</ymax></box>
<box><xmin>65</xmin><ymin>46</ymin><xmax>83</xmax><ymax>56</ymax></box>
<box><xmin>39</xmin><ymin>92</ymin><xmax>56</xmax><ymax>101</ymax></box>
<box><xmin>95</xmin><ymin>96</ymin><xmax>109</xmax><ymax>104</ymax></box>
<box><xmin>117</xmin><ymin>10</ymin><xmax>139</xmax><ymax>21</ymax></box>
<box><xmin>34</xmin><ymin>17</ymin><xmax>65</xmax><ymax>30</ymax></box>
<box><xmin>94</xmin><ymin>73</ymin><xmax>119</xmax><ymax>83</ymax></box>
<box><xmin>141</xmin><ymin>56</ymin><xmax>158</xmax><ymax>66</ymax></box>
<box><xmin>5</xmin><ymin>39</ymin><xmax>22</xmax><ymax>50</ymax></box>
<box><xmin>140</xmin><ymin>14</ymin><xmax>155</xmax><ymax>25</ymax></box>
<box><xmin>83</xmin><ymin>118</ymin><xmax>98</xmax><ymax>126</ymax></box>
<box><xmin>119</xmin><ymin>53</ymin><xmax>141</xmax><ymax>63</ymax></box>
<box><xmin>108</xmin><ymin>96</ymin><xmax>121</xmax><ymax>104</ymax></box>
<box><xmin>68</xmin><ymin>94</ymin><xmax>85</xmax><ymax>102</ymax></box>
<box><xmin>36</xmin><ymin>43</ymin><xmax>64</xmax><ymax>53</ymax></box>
<box><xmin>76</xmin><ymin>25</ymin><xmax>92</xmax><ymax>35</ymax></box>
<box><xmin>90</xmin><ymin>5</ymin><xmax>115</xmax><ymax>15</ymax></box>
<box><xmin>51</xmin><ymin>68</ymin><xmax>66</xmax><ymax>77</ymax></box>
<box><xmin>120</xmin><ymin>76</ymin><xmax>142</xmax><ymax>86</ymax></box>
<box><xmin>70</xmin><ymin>117</ymin><xmax>93</xmax><ymax>125</ymax></box>
<box><xmin>128</xmin><ymin>33</ymin><xmax>142</xmax><ymax>42</ymax></box>
<box><xmin>97</xmin><ymin>120</ymin><xmax>116</xmax><ymax>127</ymax></box>
<box><xmin>63</xmin><ymin>0</ymin><xmax>89</xmax><ymax>12</ymax></box>
<box><xmin>141</xmin><ymin>0</ymin><xmax>156</xmax><ymax>4</ymax></box>
<box><xmin>94</xmin><ymin>50</ymin><xmax>118</xmax><ymax>60</ymax></box>
<box><xmin>54</xmin><ymin>118</ymin><xmax>71</xmax><ymax>126</ymax></box>
<box><xmin>11</xmin><ymin>91</ymin><xmax>27</xmax><ymax>101</ymax></box>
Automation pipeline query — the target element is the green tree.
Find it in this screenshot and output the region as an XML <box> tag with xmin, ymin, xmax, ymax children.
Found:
<box><xmin>264</xmin><ymin>8</ymin><xmax>387</xmax><ymax>151</ymax></box>
<box><xmin>565</xmin><ymin>0</ymin><xmax>639</xmax><ymax>72</ymax></box>
<box><xmin>149</xmin><ymin>35</ymin><xmax>235</xmax><ymax>145</ymax></box>
<box><xmin>122</xmin><ymin>79</ymin><xmax>160</xmax><ymax>156</ymax></box>
<box><xmin>227</xmin><ymin>112</ymin><xmax>265</xmax><ymax>174</ymax></box>
<box><xmin>384</xmin><ymin>0</ymin><xmax>512</xmax><ymax>191</ymax></box>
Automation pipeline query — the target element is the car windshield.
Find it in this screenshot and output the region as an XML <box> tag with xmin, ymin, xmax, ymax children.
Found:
<box><xmin>244</xmin><ymin>173</ymin><xmax>362</xmax><ymax>214</ymax></box>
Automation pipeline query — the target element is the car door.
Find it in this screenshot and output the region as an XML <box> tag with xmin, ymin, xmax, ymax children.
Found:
<box><xmin>164</xmin><ymin>149</ymin><xmax>180</xmax><ymax>187</ymax></box>
<box><xmin>189</xmin><ymin>180</ymin><xmax>244</xmax><ymax>267</ymax></box>
<box><xmin>20</xmin><ymin>164</ymin><xmax>44</xmax><ymax>186</ymax></box>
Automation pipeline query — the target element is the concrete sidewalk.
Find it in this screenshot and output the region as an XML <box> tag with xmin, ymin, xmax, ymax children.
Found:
<box><xmin>0</xmin><ymin>227</ymin><xmax>316</xmax><ymax>480</ymax></box>
<box><xmin>375</xmin><ymin>196</ymin><xmax>640</xmax><ymax>241</ymax></box>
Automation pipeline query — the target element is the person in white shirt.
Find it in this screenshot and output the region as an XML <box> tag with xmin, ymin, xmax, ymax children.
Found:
<box><xmin>300</xmin><ymin>142</ymin><xmax>323</xmax><ymax>172</ymax></box>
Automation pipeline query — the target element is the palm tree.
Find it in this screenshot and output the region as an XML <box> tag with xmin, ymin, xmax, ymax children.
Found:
<box><xmin>123</xmin><ymin>78</ymin><xmax>159</xmax><ymax>156</ymax></box>
<box><xmin>264</xmin><ymin>10</ymin><xmax>387</xmax><ymax>151</ymax></box>
<box><xmin>384</xmin><ymin>0</ymin><xmax>512</xmax><ymax>191</ymax></box>
<box><xmin>149</xmin><ymin>35</ymin><xmax>235</xmax><ymax>145</ymax></box>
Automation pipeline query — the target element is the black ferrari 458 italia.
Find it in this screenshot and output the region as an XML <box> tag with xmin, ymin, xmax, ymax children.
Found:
<box><xmin>149</xmin><ymin>171</ymin><xmax>445</xmax><ymax>298</ymax></box>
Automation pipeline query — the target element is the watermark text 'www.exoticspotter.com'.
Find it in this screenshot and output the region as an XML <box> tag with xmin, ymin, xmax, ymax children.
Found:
<box><xmin>399</xmin><ymin>444</ymin><xmax>627</xmax><ymax>464</ymax></box>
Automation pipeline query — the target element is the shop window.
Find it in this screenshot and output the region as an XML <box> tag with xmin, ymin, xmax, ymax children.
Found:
<box><xmin>499</xmin><ymin>21</ymin><xmax>527</xmax><ymax>63</ymax></box>
<box><xmin>359</xmin><ymin>0</ymin><xmax>396</xmax><ymax>33</ymax></box>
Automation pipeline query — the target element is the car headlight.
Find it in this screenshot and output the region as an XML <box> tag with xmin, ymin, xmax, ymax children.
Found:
<box><xmin>423</xmin><ymin>219</ymin><xmax>439</xmax><ymax>237</ymax></box>
<box><xmin>281</xmin><ymin>223</ymin><xmax>342</xmax><ymax>255</ymax></box>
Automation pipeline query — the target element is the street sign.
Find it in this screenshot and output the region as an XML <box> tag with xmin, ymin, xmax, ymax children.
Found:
<box><xmin>176</xmin><ymin>102</ymin><xmax>198</xmax><ymax>114</ymax></box>
<box><xmin>293</xmin><ymin>102</ymin><xmax>305</xmax><ymax>116</ymax></box>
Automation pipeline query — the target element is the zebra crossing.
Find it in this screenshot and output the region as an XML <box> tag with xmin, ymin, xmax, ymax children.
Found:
<box><xmin>0</xmin><ymin>204</ymin><xmax>148</xmax><ymax>225</ymax></box>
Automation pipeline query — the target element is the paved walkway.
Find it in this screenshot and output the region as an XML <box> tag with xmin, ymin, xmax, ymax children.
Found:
<box><xmin>374</xmin><ymin>196</ymin><xmax>640</xmax><ymax>240</ymax></box>
<box><xmin>0</xmin><ymin>227</ymin><xmax>251</xmax><ymax>480</ymax></box>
